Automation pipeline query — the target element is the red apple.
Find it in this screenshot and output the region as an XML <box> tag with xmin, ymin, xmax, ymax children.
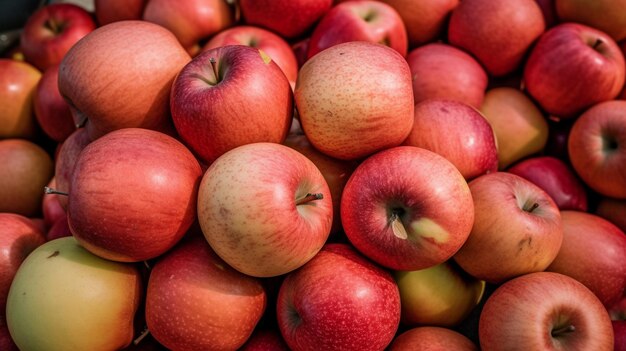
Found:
<box><xmin>46</xmin><ymin>214</ymin><xmax>72</xmax><ymax>242</ymax></box>
<box><xmin>454</xmin><ymin>172</ymin><xmax>563</xmax><ymax>283</ymax></box>
<box><xmin>568</xmin><ymin>100</ymin><xmax>626</xmax><ymax>198</ymax></box>
<box><xmin>277</xmin><ymin>243</ymin><xmax>401</xmax><ymax>351</ymax></box>
<box><xmin>388</xmin><ymin>326</ymin><xmax>478</xmax><ymax>350</ymax></box>
<box><xmin>307</xmin><ymin>0</ymin><xmax>408</xmax><ymax>59</ymax></box>
<box><xmin>614</xmin><ymin>321</ymin><xmax>626</xmax><ymax>351</ymax></box>
<box><xmin>20</xmin><ymin>3</ymin><xmax>96</xmax><ymax>71</ymax></box>
<box><xmin>402</xmin><ymin>99</ymin><xmax>498</xmax><ymax>180</ymax></box>
<box><xmin>523</xmin><ymin>23</ymin><xmax>625</xmax><ymax>118</ymax></box>
<box><xmin>0</xmin><ymin>319</ymin><xmax>17</xmax><ymax>351</ymax></box>
<box><xmin>0</xmin><ymin>59</ymin><xmax>41</xmax><ymax>139</ymax></box>
<box><xmin>42</xmin><ymin>177</ymin><xmax>66</xmax><ymax>229</ymax></box>
<box><xmin>556</xmin><ymin>0</ymin><xmax>626</xmax><ymax>42</ymax></box>
<box><xmin>596</xmin><ymin>197</ymin><xmax>626</xmax><ymax>234</ymax></box>
<box><xmin>170</xmin><ymin>45</ymin><xmax>293</xmax><ymax>164</ymax></box>
<box><xmin>68</xmin><ymin>128</ymin><xmax>202</xmax><ymax>262</ymax></box>
<box><xmin>53</xmin><ymin>127</ymin><xmax>91</xmax><ymax>209</ymax></box>
<box><xmin>146</xmin><ymin>236</ymin><xmax>266</xmax><ymax>351</ymax></box>
<box><xmin>611</xmin><ymin>296</ymin><xmax>626</xmax><ymax>320</ymax></box>
<box><xmin>94</xmin><ymin>0</ymin><xmax>147</xmax><ymax>25</ymax></box>
<box><xmin>535</xmin><ymin>0</ymin><xmax>557</xmax><ymax>27</ymax></box>
<box><xmin>295</xmin><ymin>41</ymin><xmax>414</xmax><ymax>160</ymax></box>
<box><xmin>239</xmin><ymin>329</ymin><xmax>290</xmax><ymax>351</ymax></box>
<box><xmin>33</xmin><ymin>63</ymin><xmax>74</xmax><ymax>142</ymax></box>
<box><xmin>198</xmin><ymin>142</ymin><xmax>332</xmax><ymax>277</ymax></box>
<box><xmin>448</xmin><ymin>0</ymin><xmax>545</xmax><ymax>77</ymax></box>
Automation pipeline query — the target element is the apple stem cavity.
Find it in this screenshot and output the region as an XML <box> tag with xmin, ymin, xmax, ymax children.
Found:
<box><xmin>551</xmin><ymin>324</ymin><xmax>576</xmax><ymax>337</ymax></box>
<box><xmin>523</xmin><ymin>202</ymin><xmax>539</xmax><ymax>213</ymax></box>
<box><xmin>44</xmin><ymin>186</ymin><xmax>69</xmax><ymax>197</ymax></box>
<box><xmin>295</xmin><ymin>193</ymin><xmax>324</xmax><ymax>206</ymax></box>
<box><xmin>133</xmin><ymin>326</ymin><xmax>151</xmax><ymax>346</ymax></box>
<box><xmin>592</xmin><ymin>38</ymin><xmax>604</xmax><ymax>50</ymax></box>
<box><xmin>389</xmin><ymin>210</ymin><xmax>408</xmax><ymax>240</ymax></box>
<box><xmin>44</xmin><ymin>18</ymin><xmax>64</xmax><ymax>34</ymax></box>
<box><xmin>209</xmin><ymin>57</ymin><xmax>220</xmax><ymax>83</ymax></box>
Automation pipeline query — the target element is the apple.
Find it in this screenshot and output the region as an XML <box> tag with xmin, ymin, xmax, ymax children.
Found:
<box><xmin>341</xmin><ymin>146</ymin><xmax>474</xmax><ymax>271</ymax></box>
<box><xmin>479</xmin><ymin>272</ymin><xmax>614</xmax><ymax>350</ymax></box>
<box><xmin>614</xmin><ymin>321</ymin><xmax>626</xmax><ymax>351</ymax></box>
<box><xmin>291</xmin><ymin>37</ymin><xmax>310</xmax><ymax>69</ymax></box>
<box><xmin>0</xmin><ymin>139</ymin><xmax>54</xmax><ymax>217</ymax></box>
<box><xmin>448</xmin><ymin>0</ymin><xmax>545</xmax><ymax>76</ymax></box>
<box><xmin>202</xmin><ymin>25</ymin><xmax>299</xmax><ymax>88</ymax></box>
<box><xmin>42</xmin><ymin>177</ymin><xmax>66</xmax><ymax>229</ymax></box>
<box><xmin>307</xmin><ymin>0</ymin><xmax>408</xmax><ymax>59</ymax></box>
<box><xmin>480</xmin><ymin>87</ymin><xmax>549</xmax><ymax>169</ymax></box>
<box><xmin>170</xmin><ymin>45</ymin><xmax>293</xmax><ymax>164</ymax></box>
<box><xmin>295</xmin><ymin>41</ymin><xmax>414</xmax><ymax>160</ymax></box>
<box><xmin>407</xmin><ymin>43</ymin><xmax>488</xmax><ymax>108</ymax></box>
<box><xmin>277</xmin><ymin>243</ymin><xmax>401</xmax><ymax>351</ymax></box>
<box><xmin>33</xmin><ymin>63</ymin><xmax>74</xmax><ymax>142</ymax></box>
<box><xmin>556</xmin><ymin>0</ymin><xmax>626</xmax><ymax>42</ymax></box>
<box><xmin>239</xmin><ymin>0</ymin><xmax>333</xmax><ymax>39</ymax></box>
<box><xmin>547</xmin><ymin>211</ymin><xmax>626</xmax><ymax>308</ymax></box>
<box><xmin>68</xmin><ymin>128</ymin><xmax>202</xmax><ymax>262</ymax></box>
<box><xmin>94</xmin><ymin>0</ymin><xmax>147</xmax><ymax>25</ymax></box>
<box><xmin>0</xmin><ymin>59</ymin><xmax>41</xmax><ymax>139</ymax></box>
<box><xmin>146</xmin><ymin>236</ymin><xmax>266</xmax><ymax>351</ymax></box>
<box><xmin>197</xmin><ymin>142</ymin><xmax>332</xmax><ymax>277</ymax></box>
<box><xmin>239</xmin><ymin>329</ymin><xmax>290</xmax><ymax>350</ymax></box>
<box><xmin>402</xmin><ymin>99</ymin><xmax>498</xmax><ymax>180</ymax></box>
<box><xmin>568</xmin><ymin>100</ymin><xmax>626</xmax><ymax>198</ymax></box>
<box><xmin>53</xmin><ymin>127</ymin><xmax>91</xmax><ymax>210</ymax></box>
<box><xmin>6</xmin><ymin>237</ymin><xmax>142</xmax><ymax>351</ymax></box>
<box><xmin>611</xmin><ymin>296</ymin><xmax>626</xmax><ymax>320</ymax></box>
<box><xmin>395</xmin><ymin>261</ymin><xmax>485</xmax><ymax>327</ymax></box>
<box><xmin>142</xmin><ymin>0</ymin><xmax>235</xmax><ymax>56</ymax></box>
<box><xmin>523</xmin><ymin>23</ymin><xmax>625</xmax><ymax>119</ymax></box>
<box><xmin>596</xmin><ymin>197</ymin><xmax>626</xmax><ymax>234</ymax></box>
<box><xmin>46</xmin><ymin>214</ymin><xmax>72</xmax><ymax>242</ymax></box>
<box><xmin>388</xmin><ymin>326</ymin><xmax>478</xmax><ymax>350</ymax></box>
<box><xmin>454</xmin><ymin>172</ymin><xmax>563</xmax><ymax>283</ymax></box>
<box><xmin>58</xmin><ymin>20</ymin><xmax>190</xmax><ymax>140</ymax></box>
<box><xmin>507</xmin><ymin>156</ymin><xmax>588</xmax><ymax>211</ymax></box>
<box><xmin>20</xmin><ymin>3</ymin><xmax>96</xmax><ymax>71</ymax></box>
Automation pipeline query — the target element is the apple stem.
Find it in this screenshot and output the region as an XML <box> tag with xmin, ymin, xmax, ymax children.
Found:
<box><xmin>295</xmin><ymin>193</ymin><xmax>324</xmax><ymax>206</ymax></box>
<box><xmin>75</xmin><ymin>115</ymin><xmax>87</xmax><ymax>129</ymax></box>
<box><xmin>593</xmin><ymin>38</ymin><xmax>604</xmax><ymax>50</ymax></box>
<box><xmin>524</xmin><ymin>202</ymin><xmax>539</xmax><ymax>213</ymax></box>
<box><xmin>209</xmin><ymin>57</ymin><xmax>219</xmax><ymax>82</ymax></box>
<box><xmin>133</xmin><ymin>326</ymin><xmax>150</xmax><ymax>345</ymax></box>
<box><xmin>143</xmin><ymin>260</ymin><xmax>151</xmax><ymax>270</ymax></box>
<box><xmin>45</xmin><ymin>19</ymin><xmax>60</xmax><ymax>33</ymax></box>
<box><xmin>389</xmin><ymin>212</ymin><xmax>408</xmax><ymax>240</ymax></box>
<box><xmin>551</xmin><ymin>324</ymin><xmax>576</xmax><ymax>337</ymax></box>
<box><xmin>44</xmin><ymin>186</ymin><xmax>69</xmax><ymax>197</ymax></box>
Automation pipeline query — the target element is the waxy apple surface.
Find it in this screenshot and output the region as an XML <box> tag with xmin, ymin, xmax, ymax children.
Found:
<box><xmin>0</xmin><ymin>59</ymin><xmax>41</xmax><ymax>139</ymax></box>
<box><xmin>33</xmin><ymin>63</ymin><xmax>74</xmax><ymax>142</ymax></box>
<box><xmin>388</xmin><ymin>326</ymin><xmax>478</xmax><ymax>351</ymax></box>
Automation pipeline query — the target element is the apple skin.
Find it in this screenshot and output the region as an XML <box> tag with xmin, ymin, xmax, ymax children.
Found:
<box><xmin>407</xmin><ymin>43</ymin><xmax>488</xmax><ymax>108</ymax></box>
<box><xmin>307</xmin><ymin>0</ymin><xmax>408</xmax><ymax>59</ymax></box>
<box><xmin>6</xmin><ymin>237</ymin><xmax>142</xmax><ymax>351</ymax></box>
<box><xmin>523</xmin><ymin>23</ymin><xmax>625</xmax><ymax>119</ymax></box>
<box><xmin>146</xmin><ymin>236</ymin><xmax>266</xmax><ymax>351</ymax></box>
<box><xmin>42</xmin><ymin>177</ymin><xmax>66</xmax><ymax>229</ymax></box>
<box><xmin>53</xmin><ymin>127</ymin><xmax>91</xmax><ymax>210</ymax></box>
<box><xmin>171</xmin><ymin>45</ymin><xmax>293</xmax><ymax>164</ymax></box>
<box><xmin>556</xmin><ymin>0</ymin><xmax>626</xmax><ymax>42</ymax></box>
<box><xmin>0</xmin><ymin>59</ymin><xmax>41</xmax><ymax>139</ymax></box>
<box><xmin>402</xmin><ymin>99</ymin><xmax>498</xmax><ymax>180</ymax></box>
<box><xmin>0</xmin><ymin>319</ymin><xmax>17</xmax><ymax>351</ymax></box>
<box><xmin>94</xmin><ymin>0</ymin><xmax>147</xmax><ymax>25</ymax></box>
<box><xmin>448</xmin><ymin>0</ymin><xmax>545</xmax><ymax>77</ymax></box>
<box><xmin>58</xmin><ymin>20</ymin><xmax>190</xmax><ymax>140</ymax></box>
<box><xmin>388</xmin><ymin>326</ymin><xmax>478</xmax><ymax>351</ymax></box>
<box><xmin>479</xmin><ymin>272</ymin><xmax>614</xmax><ymax>351</ymax></box>
<box><xmin>46</xmin><ymin>214</ymin><xmax>72</xmax><ymax>242</ymax></box>
<box><xmin>615</xmin><ymin>321</ymin><xmax>626</xmax><ymax>351</ymax></box>
<box><xmin>454</xmin><ymin>172</ymin><xmax>563</xmax><ymax>283</ymax></box>
<box><xmin>567</xmin><ymin>100</ymin><xmax>626</xmax><ymax>199</ymax></box>
<box><xmin>547</xmin><ymin>211</ymin><xmax>626</xmax><ymax>308</ymax></box>
<box><xmin>277</xmin><ymin>243</ymin><xmax>401</xmax><ymax>351</ymax></box>
<box><xmin>197</xmin><ymin>142</ymin><xmax>332</xmax><ymax>278</ymax></box>
<box><xmin>239</xmin><ymin>329</ymin><xmax>290</xmax><ymax>351</ymax></box>
<box><xmin>68</xmin><ymin>128</ymin><xmax>202</xmax><ymax>262</ymax></box>
<box><xmin>202</xmin><ymin>25</ymin><xmax>299</xmax><ymax>88</ymax></box>
<box><xmin>33</xmin><ymin>63</ymin><xmax>75</xmax><ymax>142</ymax></box>
<box><xmin>341</xmin><ymin>146</ymin><xmax>474</xmax><ymax>271</ymax></box>
<box><xmin>507</xmin><ymin>156</ymin><xmax>588</xmax><ymax>211</ymax></box>
<box><xmin>20</xmin><ymin>3</ymin><xmax>96</xmax><ymax>71</ymax></box>
<box><xmin>295</xmin><ymin>41</ymin><xmax>414</xmax><ymax>160</ymax></box>
<box><xmin>596</xmin><ymin>197</ymin><xmax>626</xmax><ymax>234</ymax></box>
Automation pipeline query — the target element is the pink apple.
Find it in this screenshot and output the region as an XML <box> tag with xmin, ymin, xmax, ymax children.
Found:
<box><xmin>94</xmin><ymin>0</ymin><xmax>147</xmax><ymax>25</ymax></box>
<box><xmin>596</xmin><ymin>197</ymin><xmax>626</xmax><ymax>234</ymax></box>
<box><xmin>171</xmin><ymin>45</ymin><xmax>293</xmax><ymax>164</ymax></box>
<box><xmin>388</xmin><ymin>326</ymin><xmax>478</xmax><ymax>350</ymax></box>
<box><xmin>523</xmin><ymin>23</ymin><xmax>625</xmax><ymax>118</ymax></box>
<box><xmin>402</xmin><ymin>99</ymin><xmax>498</xmax><ymax>180</ymax></box>
<box><xmin>53</xmin><ymin>127</ymin><xmax>91</xmax><ymax>209</ymax></box>
<box><xmin>277</xmin><ymin>243</ymin><xmax>401</xmax><ymax>351</ymax></box>
<box><xmin>0</xmin><ymin>59</ymin><xmax>41</xmax><ymax>139</ymax></box>
<box><xmin>33</xmin><ymin>63</ymin><xmax>74</xmax><ymax>142</ymax></box>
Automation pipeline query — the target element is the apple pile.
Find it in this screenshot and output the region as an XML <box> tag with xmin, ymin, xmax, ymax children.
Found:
<box><xmin>1</xmin><ymin>0</ymin><xmax>626</xmax><ymax>350</ymax></box>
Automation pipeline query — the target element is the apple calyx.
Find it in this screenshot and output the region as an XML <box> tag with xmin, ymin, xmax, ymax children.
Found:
<box><xmin>295</xmin><ymin>193</ymin><xmax>324</xmax><ymax>206</ymax></box>
<box><xmin>602</xmin><ymin>135</ymin><xmax>619</xmax><ymax>153</ymax></box>
<box><xmin>44</xmin><ymin>186</ymin><xmax>69</xmax><ymax>196</ymax></box>
<box><xmin>389</xmin><ymin>208</ymin><xmax>408</xmax><ymax>240</ymax></box>
<box><xmin>591</xmin><ymin>38</ymin><xmax>604</xmax><ymax>50</ymax></box>
<box><xmin>551</xmin><ymin>324</ymin><xmax>576</xmax><ymax>338</ymax></box>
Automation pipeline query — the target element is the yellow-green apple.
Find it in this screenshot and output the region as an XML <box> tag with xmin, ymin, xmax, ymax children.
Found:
<box><xmin>0</xmin><ymin>59</ymin><xmax>40</xmax><ymax>139</ymax></box>
<box><xmin>68</xmin><ymin>128</ymin><xmax>202</xmax><ymax>262</ymax></box>
<box><xmin>146</xmin><ymin>236</ymin><xmax>266</xmax><ymax>351</ymax></box>
<box><xmin>448</xmin><ymin>0</ymin><xmax>545</xmax><ymax>77</ymax></box>
<box><xmin>341</xmin><ymin>146</ymin><xmax>474</xmax><ymax>270</ymax></box>
<box><xmin>596</xmin><ymin>197</ymin><xmax>626</xmax><ymax>233</ymax></box>
<box><xmin>394</xmin><ymin>261</ymin><xmax>485</xmax><ymax>327</ymax></box>
<box><xmin>94</xmin><ymin>0</ymin><xmax>147</xmax><ymax>25</ymax></box>
<box><xmin>6</xmin><ymin>237</ymin><xmax>142</xmax><ymax>351</ymax></box>
<box><xmin>454</xmin><ymin>172</ymin><xmax>563</xmax><ymax>283</ymax></box>
<box><xmin>0</xmin><ymin>139</ymin><xmax>53</xmax><ymax>217</ymax></box>
<box><xmin>20</xmin><ymin>3</ymin><xmax>96</xmax><ymax>71</ymax></box>
<box><xmin>523</xmin><ymin>23</ymin><xmax>625</xmax><ymax>119</ymax></box>
<box><xmin>239</xmin><ymin>0</ymin><xmax>333</xmax><ymax>39</ymax></box>
<box><xmin>407</xmin><ymin>43</ymin><xmax>488</xmax><ymax>108</ymax></box>
<box><xmin>277</xmin><ymin>243</ymin><xmax>401</xmax><ymax>351</ymax></box>
<box><xmin>507</xmin><ymin>156</ymin><xmax>588</xmax><ymax>211</ymax></box>
<box><xmin>33</xmin><ymin>64</ymin><xmax>74</xmax><ymax>142</ymax></box>
<box><xmin>388</xmin><ymin>326</ymin><xmax>478</xmax><ymax>351</ymax></box>
<box><xmin>170</xmin><ymin>45</ymin><xmax>293</xmax><ymax>164</ymax></box>
<box><xmin>295</xmin><ymin>41</ymin><xmax>414</xmax><ymax>160</ymax></box>
<box><xmin>480</xmin><ymin>87</ymin><xmax>549</xmax><ymax>169</ymax></box>
<box><xmin>58</xmin><ymin>20</ymin><xmax>190</xmax><ymax>140</ymax></box>
<box><xmin>402</xmin><ymin>99</ymin><xmax>498</xmax><ymax>180</ymax></box>
<box><xmin>547</xmin><ymin>211</ymin><xmax>626</xmax><ymax>308</ymax></box>
<box><xmin>198</xmin><ymin>142</ymin><xmax>332</xmax><ymax>277</ymax></box>
<box><xmin>239</xmin><ymin>329</ymin><xmax>289</xmax><ymax>350</ymax></box>
<box><xmin>53</xmin><ymin>127</ymin><xmax>90</xmax><ymax>209</ymax></box>
<box><xmin>568</xmin><ymin>100</ymin><xmax>626</xmax><ymax>198</ymax></box>
<box><xmin>142</xmin><ymin>0</ymin><xmax>235</xmax><ymax>56</ymax></box>
<box><xmin>307</xmin><ymin>0</ymin><xmax>408</xmax><ymax>59</ymax></box>
<box><xmin>202</xmin><ymin>25</ymin><xmax>299</xmax><ymax>88</ymax></box>
<box><xmin>479</xmin><ymin>272</ymin><xmax>614</xmax><ymax>351</ymax></box>
<box><xmin>555</xmin><ymin>0</ymin><xmax>626</xmax><ymax>42</ymax></box>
